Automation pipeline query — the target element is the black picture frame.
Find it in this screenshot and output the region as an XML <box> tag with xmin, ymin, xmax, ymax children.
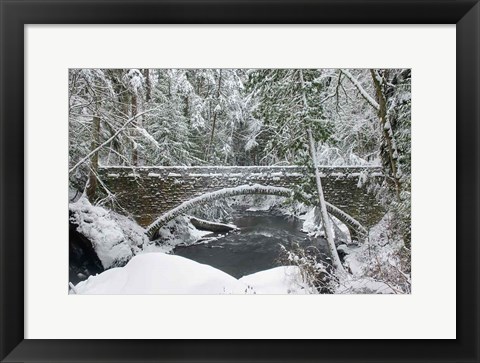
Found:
<box><xmin>1</xmin><ymin>1</ymin><xmax>478</xmax><ymax>362</ymax></box>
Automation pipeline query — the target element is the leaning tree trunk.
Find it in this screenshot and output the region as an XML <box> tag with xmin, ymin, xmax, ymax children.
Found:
<box><xmin>298</xmin><ymin>69</ymin><xmax>346</xmax><ymax>275</ymax></box>
<box><xmin>307</xmin><ymin>128</ymin><xmax>346</xmax><ymax>275</ymax></box>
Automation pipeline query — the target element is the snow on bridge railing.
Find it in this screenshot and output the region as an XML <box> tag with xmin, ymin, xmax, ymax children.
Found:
<box><xmin>99</xmin><ymin>165</ymin><xmax>384</xmax><ymax>179</ymax></box>
<box><xmin>99</xmin><ymin>165</ymin><xmax>382</xmax><ymax>169</ymax></box>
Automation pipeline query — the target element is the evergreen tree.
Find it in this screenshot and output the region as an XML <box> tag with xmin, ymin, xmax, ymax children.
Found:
<box><xmin>246</xmin><ymin>68</ymin><xmax>345</xmax><ymax>273</ymax></box>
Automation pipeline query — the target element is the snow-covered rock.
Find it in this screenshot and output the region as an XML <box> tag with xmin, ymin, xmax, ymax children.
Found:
<box><xmin>148</xmin><ymin>216</ymin><xmax>214</xmax><ymax>254</ymax></box>
<box><xmin>300</xmin><ymin>206</ymin><xmax>322</xmax><ymax>235</ymax></box>
<box><xmin>69</xmin><ymin>196</ymin><xmax>148</xmax><ymax>269</ymax></box>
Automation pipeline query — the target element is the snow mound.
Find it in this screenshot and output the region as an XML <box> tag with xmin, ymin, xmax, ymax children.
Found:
<box><xmin>71</xmin><ymin>253</ymin><xmax>318</xmax><ymax>295</ymax></box>
<box><xmin>240</xmin><ymin>266</ymin><xmax>315</xmax><ymax>294</ymax></box>
<box><xmin>69</xmin><ymin>196</ymin><xmax>148</xmax><ymax>269</ymax></box>
<box><xmin>72</xmin><ymin>253</ymin><xmax>253</xmax><ymax>295</ymax></box>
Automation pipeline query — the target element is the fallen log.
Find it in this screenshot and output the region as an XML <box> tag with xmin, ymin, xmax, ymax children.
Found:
<box><xmin>190</xmin><ymin>216</ymin><xmax>238</xmax><ymax>233</ymax></box>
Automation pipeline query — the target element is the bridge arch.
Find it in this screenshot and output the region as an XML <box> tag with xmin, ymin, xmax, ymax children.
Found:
<box><xmin>145</xmin><ymin>184</ymin><xmax>368</xmax><ymax>240</ymax></box>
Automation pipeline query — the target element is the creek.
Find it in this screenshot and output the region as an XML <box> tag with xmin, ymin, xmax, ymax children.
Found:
<box><xmin>174</xmin><ymin>208</ymin><xmax>330</xmax><ymax>278</ymax></box>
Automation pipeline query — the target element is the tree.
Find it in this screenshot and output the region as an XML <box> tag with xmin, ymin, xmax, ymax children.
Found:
<box><xmin>69</xmin><ymin>69</ymin><xmax>115</xmax><ymax>202</ymax></box>
<box><xmin>300</xmin><ymin>70</ymin><xmax>346</xmax><ymax>275</ymax></box>
<box><xmin>69</xmin><ymin>68</ymin><xmax>157</xmax><ymax>201</ymax></box>
<box><xmin>339</xmin><ymin>69</ymin><xmax>411</xmax><ymax>246</ymax></box>
<box><xmin>247</xmin><ymin>68</ymin><xmax>346</xmax><ymax>274</ymax></box>
<box><xmin>122</xmin><ymin>69</ymin><xmax>145</xmax><ymax>166</ymax></box>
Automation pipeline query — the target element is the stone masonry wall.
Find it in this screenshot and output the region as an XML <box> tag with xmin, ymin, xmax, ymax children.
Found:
<box><xmin>98</xmin><ymin>166</ymin><xmax>385</xmax><ymax>229</ymax></box>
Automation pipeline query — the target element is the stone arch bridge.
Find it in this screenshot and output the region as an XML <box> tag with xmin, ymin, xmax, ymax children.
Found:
<box><xmin>98</xmin><ymin>165</ymin><xmax>386</xmax><ymax>238</ymax></box>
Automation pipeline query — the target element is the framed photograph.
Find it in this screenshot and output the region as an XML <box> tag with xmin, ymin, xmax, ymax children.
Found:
<box><xmin>1</xmin><ymin>0</ymin><xmax>478</xmax><ymax>362</ymax></box>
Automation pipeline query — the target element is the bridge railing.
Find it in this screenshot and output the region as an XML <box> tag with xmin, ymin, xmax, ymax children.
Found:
<box><xmin>98</xmin><ymin>165</ymin><xmax>384</xmax><ymax>178</ymax></box>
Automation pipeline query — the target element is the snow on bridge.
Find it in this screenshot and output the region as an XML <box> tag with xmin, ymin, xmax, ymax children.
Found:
<box><xmin>98</xmin><ymin>165</ymin><xmax>385</xmax><ymax>233</ymax></box>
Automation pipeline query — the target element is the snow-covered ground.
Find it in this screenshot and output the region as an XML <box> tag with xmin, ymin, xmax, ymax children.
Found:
<box><xmin>240</xmin><ymin>266</ymin><xmax>314</xmax><ymax>294</ymax></box>
<box><xmin>71</xmin><ymin>252</ymin><xmax>310</xmax><ymax>295</ymax></box>
<box><xmin>71</xmin><ymin>248</ymin><xmax>399</xmax><ymax>295</ymax></box>
<box><xmin>335</xmin><ymin>275</ymin><xmax>396</xmax><ymax>294</ymax></box>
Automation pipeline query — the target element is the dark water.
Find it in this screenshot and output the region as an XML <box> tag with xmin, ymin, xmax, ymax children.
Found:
<box><xmin>174</xmin><ymin>209</ymin><xmax>329</xmax><ymax>278</ymax></box>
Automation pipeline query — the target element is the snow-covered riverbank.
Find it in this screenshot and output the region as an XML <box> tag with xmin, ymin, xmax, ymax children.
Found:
<box><xmin>69</xmin><ymin>196</ymin><xmax>408</xmax><ymax>295</ymax></box>
<box><xmin>70</xmin><ymin>251</ymin><xmax>397</xmax><ymax>295</ymax></box>
<box><xmin>70</xmin><ymin>252</ymin><xmax>311</xmax><ymax>295</ymax></box>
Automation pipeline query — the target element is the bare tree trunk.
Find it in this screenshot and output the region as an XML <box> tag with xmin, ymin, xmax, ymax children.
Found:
<box><xmin>131</xmin><ymin>92</ymin><xmax>138</xmax><ymax>166</ymax></box>
<box><xmin>341</xmin><ymin>69</ymin><xmax>401</xmax><ymax>199</ymax></box>
<box><xmin>208</xmin><ymin>111</ymin><xmax>218</xmax><ymax>160</ymax></box>
<box><xmin>207</xmin><ymin>70</ymin><xmax>223</xmax><ymax>160</ymax></box>
<box><xmin>143</xmin><ymin>69</ymin><xmax>151</xmax><ymax>102</ymax></box>
<box><xmin>216</xmin><ymin>69</ymin><xmax>222</xmax><ymax>98</ymax></box>
<box><xmin>86</xmin><ymin>113</ymin><xmax>100</xmax><ymax>202</ymax></box>
<box><xmin>184</xmin><ymin>96</ymin><xmax>190</xmax><ymax>125</ymax></box>
<box><xmin>370</xmin><ymin>70</ymin><xmax>401</xmax><ymax>198</ymax></box>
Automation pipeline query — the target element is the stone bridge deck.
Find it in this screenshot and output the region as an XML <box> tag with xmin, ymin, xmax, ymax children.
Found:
<box><xmin>98</xmin><ymin>165</ymin><xmax>385</xmax><ymax>229</ymax></box>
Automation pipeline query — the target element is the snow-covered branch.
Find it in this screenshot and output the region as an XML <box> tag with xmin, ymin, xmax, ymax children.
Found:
<box><xmin>146</xmin><ymin>183</ymin><xmax>369</xmax><ymax>242</ymax></box>
<box><xmin>340</xmin><ymin>69</ymin><xmax>380</xmax><ymax>111</ymax></box>
<box><xmin>69</xmin><ymin>108</ymin><xmax>158</xmax><ymax>174</ymax></box>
